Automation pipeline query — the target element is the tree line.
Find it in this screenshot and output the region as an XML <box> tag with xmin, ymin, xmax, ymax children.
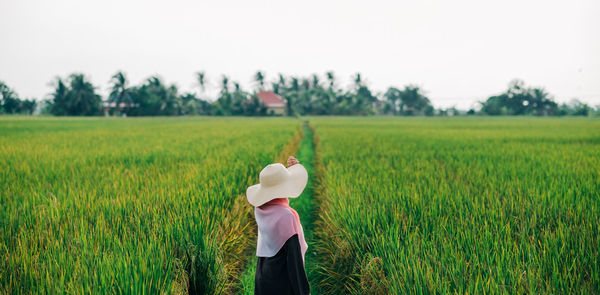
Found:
<box><xmin>0</xmin><ymin>82</ymin><xmax>37</xmax><ymax>114</ymax></box>
<box><xmin>1</xmin><ymin>72</ymin><xmax>597</xmax><ymax>116</ymax></box>
<box><xmin>480</xmin><ymin>80</ymin><xmax>594</xmax><ymax>116</ymax></box>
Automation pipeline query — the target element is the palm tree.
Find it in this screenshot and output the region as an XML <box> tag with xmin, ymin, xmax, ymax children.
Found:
<box><xmin>254</xmin><ymin>71</ymin><xmax>265</xmax><ymax>91</ymax></box>
<box><xmin>272</xmin><ymin>82</ymin><xmax>280</xmax><ymax>94</ymax></box>
<box><xmin>0</xmin><ymin>81</ymin><xmax>21</xmax><ymax>114</ymax></box>
<box><xmin>216</xmin><ymin>75</ymin><xmax>232</xmax><ymax>115</ymax></box>
<box><xmin>231</xmin><ymin>81</ymin><xmax>248</xmax><ymax>115</ymax></box>
<box><xmin>311</xmin><ymin>74</ymin><xmax>320</xmax><ymax>89</ymax></box>
<box><xmin>278</xmin><ymin>73</ymin><xmax>286</xmax><ymax>88</ymax></box>
<box><xmin>325</xmin><ymin>71</ymin><xmax>335</xmax><ymax>90</ymax></box>
<box><xmin>300</xmin><ymin>78</ymin><xmax>310</xmax><ymax>91</ymax></box>
<box><xmin>221</xmin><ymin>75</ymin><xmax>230</xmax><ymax>94</ymax></box>
<box><xmin>164</xmin><ymin>84</ymin><xmax>181</xmax><ymax>115</ymax></box>
<box><xmin>384</xmin><ymin>87</ymin><xmax>401</xmax><ymax>115</ymax></box>
<box><xmin>137</xmin><ymin>76</ymin><xmax>168</xmax><ymax>115</ymax></box>
<box><xmin>196</xmin><ymin>72</ymin><xmax>206</xmax><ymax>91</ymax></box>
<box><xmin>529</xmin><ymin>87</ymin><xmax>556</xmax><ymax>115</ymax></box>
<box><xmin>180</xmin><ymin>92</ymin><xmax>199</xmax><ymax>115</ymax></box>
<box><xmin>49</xmin><ymin>77</ymin><xmax>69</xmax><ymax>115</ymax></box>
<box><xmin>398</xmin><ymin>85</ymin><xmax>432</xmax><ymax>115</ymax></box>
<box><xmin>286</xmin><ymin>77</ymin><xmax>299</xmax><ymax>116</ymax></box>
<box><xmin>196</xmin><ymin>71</ymin><xmax>207</xmax><ymax>99</ymax></box>
<box><xmin>108</xmin><ymin>71</ymin><xmax>132</xmax><ymax>116</ymax></box>
<box><xmin>353</xmin><ymin>73</ymin><xmax>363</xmax><ymax>88</ymax></box>
<box><xmin>68</xmin><ymin>73</ymin><xmax>101</xmax><ymax>116</ymax></box>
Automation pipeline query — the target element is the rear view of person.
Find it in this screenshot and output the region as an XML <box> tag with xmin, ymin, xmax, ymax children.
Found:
<box><xmin>246</xmin><ymin>156</ymin><xmax>310</xmax><ymax>295</ymax></box>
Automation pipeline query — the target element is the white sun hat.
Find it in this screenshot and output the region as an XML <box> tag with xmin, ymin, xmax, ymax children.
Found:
<box><xmin>246</xmin><ymin>163</ymin><xmax>308</xmax><ymax>207</ymax></box>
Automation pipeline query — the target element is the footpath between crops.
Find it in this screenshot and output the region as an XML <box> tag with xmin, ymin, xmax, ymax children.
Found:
<box><xmin>238</xmin><ymin>121</ymin><xmax>321</xmax><ymax>295</ymax></box>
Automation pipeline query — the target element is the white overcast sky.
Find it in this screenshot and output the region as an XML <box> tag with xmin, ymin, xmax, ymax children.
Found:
<box><xmin>1</xmin><ymin>0</ymin><xmax>599</xmax><ymax>109</ymax></box>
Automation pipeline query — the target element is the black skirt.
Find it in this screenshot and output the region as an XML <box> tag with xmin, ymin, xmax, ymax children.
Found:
<box><xmin>255</xmin><ymin>234</ymin><xmax>310</xmax><ymax>295</ymax></box>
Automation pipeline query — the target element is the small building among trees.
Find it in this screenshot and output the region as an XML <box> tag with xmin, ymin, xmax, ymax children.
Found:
<box><xmin>256</xmin><ymin>91</ymin><xmax>286</xmax><ymax>115</ymax></box>
<box><xmin>102</xmin><ymin>101</ymin><xmax>138</xmax><ymax>117</ymax></box>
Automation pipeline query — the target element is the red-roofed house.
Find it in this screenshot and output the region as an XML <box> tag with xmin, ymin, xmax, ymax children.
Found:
<box><xmin>256</xmin><ymin>91</ymin><xmax>287</xmax><ymax>115</ymax></box>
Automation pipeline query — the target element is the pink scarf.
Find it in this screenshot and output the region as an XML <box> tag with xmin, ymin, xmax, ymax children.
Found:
<box><xmin>254</xmin><ymin>198</ymin><xmax>308</xmax><ymax>260</ymax></box>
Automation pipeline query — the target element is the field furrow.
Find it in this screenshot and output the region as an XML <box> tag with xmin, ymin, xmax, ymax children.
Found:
<box><xmin>238</xmin><ymin>121</ymin><xmax>320</xmax><ymax>294</ymax></box>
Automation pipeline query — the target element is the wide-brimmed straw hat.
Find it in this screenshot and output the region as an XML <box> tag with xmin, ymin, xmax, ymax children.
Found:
<box><xmin>246</xmin><ymin>163</ymin><xmax>308</xmax><ymax>207</ymax></box>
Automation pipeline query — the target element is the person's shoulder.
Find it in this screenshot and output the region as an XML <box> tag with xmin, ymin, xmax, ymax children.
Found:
<box><xmin>273</xmin><ymin>206</ymin><xmax>295</xmax><ymax>223</ymax></box>
<box><xmin>272</xmin><ymin>205</ymin><xmax>294</xmax><ymax>217</ymax></box>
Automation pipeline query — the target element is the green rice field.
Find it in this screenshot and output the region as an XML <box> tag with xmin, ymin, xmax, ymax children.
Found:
<box><xmin>1</xmin><ymin>116</ymin><xmax>599</xmax><ymax>294</ymax></box>
<box><xmin>0</xmin><ymin>117</ymin><xmax>299</xmax><ymax>294</ymax></box>
<box><xmin>310</xmin><ymin>117</ymin><xmax>600</xmax><ymax>294</ymax></box>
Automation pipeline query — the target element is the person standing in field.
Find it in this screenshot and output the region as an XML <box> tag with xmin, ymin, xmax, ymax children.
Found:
<box><xmin>246</xmin><ymin>156</ymin><xmax>310</xmax><ymax>295</ymax></box>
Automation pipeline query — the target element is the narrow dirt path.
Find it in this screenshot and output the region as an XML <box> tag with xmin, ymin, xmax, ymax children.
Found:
<box><xmin>238</xmin><ymin>121</ymin><xmax>320</xmax><ymax>294</ymax></box>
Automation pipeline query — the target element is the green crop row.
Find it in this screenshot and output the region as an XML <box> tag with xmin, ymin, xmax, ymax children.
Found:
<box><xmin>310</xmin><ymin>117</ymin><xmax>600</xmax><ymax>294</ymax></box>
<box><xmin>0</xmin><ymin>117</ymin><xmax>299</xmax><ymax>294</ymax></box>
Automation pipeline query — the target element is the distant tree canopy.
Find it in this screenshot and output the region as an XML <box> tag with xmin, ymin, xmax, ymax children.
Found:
<box><xmin>128</xmin><ymin>76</ymin><xmax>181</xmax><ymax>116</ymax></box>
<box><xmin>2</xmin><ymin>73</ymin><xmax>597</xmax><ymax>117</ymax></box>
<box><xmin>479</xmin><ymin>79</ymin><xmax>582</xmax><ymax>116</ymax></box>
<box><xmin>0</xmin><ymin>81</ymin><xmax>36</xmax><ymax>114</ymax></box>
<box><xmin>269</xmin><ymin>72</ymin><xmax>380</xmax><ymax>116</ymax></box>
<box><xmin>383</xmin><ymin>85</ymin><xmax>434</xmax><ymax>116</ymax></box>
<box><xmin>48</xmin><ymin>74</ymin><xmax>102</xmax><ymax>116</ymax></box>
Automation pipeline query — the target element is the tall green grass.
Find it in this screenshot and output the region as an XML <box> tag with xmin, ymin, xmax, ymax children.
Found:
<box><xmin>0</xmin><ymin>117</ymin><xmax>299</xmax><ymax>294</ymax></box>
<box><xmin>288</xmin><ymin>122</ymin><xmax>319</xmax><ymax>294</ymax></box>
<box><xmin>311</xmin><ymin>117</ymin><xmax>600</xmax><ymax>294</ymax></box>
